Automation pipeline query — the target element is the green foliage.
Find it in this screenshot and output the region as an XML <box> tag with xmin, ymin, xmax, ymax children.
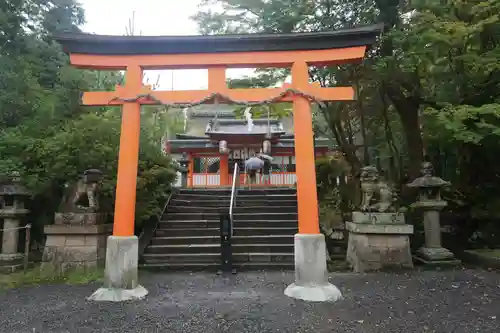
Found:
<box><xmin>0</xmin><ymin>0</ymin><xmax>177</xmax><ymax>241</ymax></box>
<box><xmin>315</xmin><ymin>156</ymin><xmax>350</xmax><ymax>208</ymax></box>
<box><xmin>0</xmin><ymin>266</ymin><xmax>103</xmax><ymax>290</ymax></box>
<box><xmin>233</xmin><ymin>103</ymin><xmax>292</xmax><ymax>119</ymax></box>
<box><xmin>316</xmin><ymin>157</ymin><xmax>346</xmax><ymax>195</ymax></box>
<box><xmin>424</xmin><ymin>104</ymin><xmax>500</xmax><ymax>145</ymax></box>
<box><xmin>195</xmin><ymin>0</ymin><xmax>500</xmax><ymax>243</ymax></box>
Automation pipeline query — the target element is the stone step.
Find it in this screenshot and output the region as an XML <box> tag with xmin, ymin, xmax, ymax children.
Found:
<box><xmin>155</xmin><ymin>228</ymin><xmax>220</xmax><ymax>237</ymax></box>
<box><xmin>162</xmin><ymin>212</ymin><xmax>298</xmax><ymax>221</ymax></box>
<box><xmin>141</xmin><ymin>187</ymin><xmax>298</xmax><ymax>272</ymax></box>
<box><xmin>179</xmin><ymin>188</ymin><xmax>295</xmax><ymax>195</ymax></box>
<box><xmin>169</xmin><ymin>198</ymin><xmax>298</xmax><ymax>207</ymax></box>
<box><xmin>150</xmin><ymin>234</ymin><xmax>294</xmax><ymax>246</ymax></box>
<box><xmin>151</xmin><ymin>235</ymin><xmax>219</xmax><ymax>245</ymax></box>
<box><xmin>238</xmin><ymin>188</ymin><xmax>296</xmax><ymax>195</ymax></box>
<box><xmin>142</xmin><ymin>252</ymin><xmax>294</xmax><ymax>263</ymax></box>
<box><xmin>154</xmin><ymin>226</ymin><xmax>297</xmax><ymax>237</ymax></box>
<box><xmin>158</xmin><ymin>219</ymin><xmax>297</xmax><ymax>228</ymax></box>
<box><xmin>174</xmin><ymin>194</ymin><xmax>230</xmax><ymax>201</ymax></box>
<box><xmin>167</xmin><ymin>205</ymin><xmax>297</xmax><ymax>213</ymax></box>
<box><xmin>236</xmin><ymin>193</ymin><xmax>297</xmax><ymax>199</ymax></box>
<box><xmin>237</xmin><ymin>200</ymin><xmax>297</xmax><ymax>207</ymax></box>
<box><xmin>232</xmin><ymin>234</ymin><xmax>294</xmax><ymax>244</ymax></box>
<box><xmin>140</xmin><ymin>261</ymin><xmax>294</xmax><ymax>271</ymax></box>
<box><xmin>179</xmin><ymin>188</ymin><xmax>230</xmax><ymax>194</ymax></box>
<box><xmin>145</xmin><ymin>243</ymin><xmax>294</xmax><ymax>254</ymax></box>
<box><xmin>174</xmin><ymin>192</ymin><xmax>296</xmax><ymax>200</ymax></box>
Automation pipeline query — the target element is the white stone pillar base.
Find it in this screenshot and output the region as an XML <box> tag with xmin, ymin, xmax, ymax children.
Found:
<box><xmin>284</xmin><ymin>233</ymin><xmax>342</xmax><ymax>302</ymax></box>
<box><xmin>88</xmin><ymin>236</ymin><xmax>148</xmax><ymax>302</ymax></box>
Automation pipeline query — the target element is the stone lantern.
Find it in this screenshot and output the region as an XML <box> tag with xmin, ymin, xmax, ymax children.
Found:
<box><xmin>0</xmin><ymin>171</ymin><xmax>30</xmax><ymax>271</ymax></box>
<box><xmin>178</xmin><ymin>153</ymin><xmax>191</xmax><ymax>188</ymax></box>
<box><xmin>407</xmin><ymin>162</ymin><xmax>460</xmax><ymax>266</ymax></box>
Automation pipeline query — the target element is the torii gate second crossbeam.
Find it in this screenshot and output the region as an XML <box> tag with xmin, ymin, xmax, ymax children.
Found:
<box><xmin>54</xmin><ymin>24</ymin><xmax>382</xmax><ymax>302</ymax></box>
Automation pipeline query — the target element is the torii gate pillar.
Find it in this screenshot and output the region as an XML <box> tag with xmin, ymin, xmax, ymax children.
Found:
<box><xmin>282</xmin><ymin>61</ymin><xmax>343</xmax><ymax>301</ymax></box>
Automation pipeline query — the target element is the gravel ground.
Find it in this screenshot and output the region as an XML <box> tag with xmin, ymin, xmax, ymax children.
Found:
<box><xmin>0</xmin><ymin>269</ymin><xmax>499</xmax><ymax>333</ymax></box>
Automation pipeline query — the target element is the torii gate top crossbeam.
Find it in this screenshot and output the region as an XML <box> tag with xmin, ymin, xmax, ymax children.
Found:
<box><xmin>55</xmin><ymin>24</ymin><xmax>381</xmax><ymax>55</ymax></box>
<box><xmin>54</xmin><ymin>24</ymin><xmax>382</xmax><ymax>70</ymax></box>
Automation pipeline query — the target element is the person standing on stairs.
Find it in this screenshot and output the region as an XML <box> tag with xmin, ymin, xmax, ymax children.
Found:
<box><xmin>245</xmin><ymin>153</ymin><xmax>264</xmax><ymax>188</ymax></box>
<box><xmin>258</xmin><ymin>152</ymin><xmax>273</xmax><ymax>185</ymax></box>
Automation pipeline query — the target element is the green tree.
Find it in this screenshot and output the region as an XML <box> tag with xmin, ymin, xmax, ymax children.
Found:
<box><xmin>193</xmin><ymin>0</ymin><xmax>500</xmax><ymax>219</ymax></box>
<box><xmin>0</xmin><ymin>1</ymin><xmax>177</xmax><ymax>242</ymax></box>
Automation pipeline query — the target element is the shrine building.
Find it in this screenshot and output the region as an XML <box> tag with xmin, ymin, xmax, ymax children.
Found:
<box><xmin>165</xmin><ymin>105</ymin><xmax>332</xmax><ymax>187</ymax></box>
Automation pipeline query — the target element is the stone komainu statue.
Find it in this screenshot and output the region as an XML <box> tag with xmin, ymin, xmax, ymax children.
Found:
<box><xmin>59</xmin><ymin>169</ymin><xmax>103</xmax><ymax>213</ymax></box>
<box><xmin>360</xmin><ymin>166</ymin><xmax>396</xmax><ymax>212</ymax></box>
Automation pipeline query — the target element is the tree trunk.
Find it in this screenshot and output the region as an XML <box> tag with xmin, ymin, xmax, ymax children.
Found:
<box><xmin>398</xmin><ymin>105</ymin><xmax>423</xmax><ymax>179</ymax></box>
<box><xmin>384</xmin><ymin>84</ymin><xmax>424</xmax><ymax>179</ymax></box>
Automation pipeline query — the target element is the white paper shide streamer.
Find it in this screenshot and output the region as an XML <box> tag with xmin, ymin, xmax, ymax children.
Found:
<box><xmin>243</xmin><ymin>106</ymin><xmax>253</xmax><ymax>132</ymax></box>
<box><xmin>182</xmin><ymin>107</ymin><xmax>189</xmax><ymax>132</ymax></box>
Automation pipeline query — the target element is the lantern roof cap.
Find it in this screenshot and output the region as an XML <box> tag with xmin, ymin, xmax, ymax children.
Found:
<box><xmin>407</xmin><ymin>176</ymin><xmax>450</xmax><ymax>188</ymax></box>
<box><xmin>407</xmin><ymin>162</ymin><xmax>451</xmax><ymax>188</ymax></box>
<box><xmin>0</xmin><ymin>171</ymin><xmax>30</xmax><ymax>196</ymax></box>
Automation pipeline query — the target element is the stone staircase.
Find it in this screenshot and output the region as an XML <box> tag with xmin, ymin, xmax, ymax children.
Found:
<box><xmin>141</xmin><ymin>188</ymin><xmax>298</xmax><ymax>271</ymax></box>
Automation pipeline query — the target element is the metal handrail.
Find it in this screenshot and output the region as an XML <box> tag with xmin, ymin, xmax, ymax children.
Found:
<box><xmin>138</xmin><ymin>187</ymin><xmax>177</xmax><ymax>257</ymax></box>
<box><xmin>229</xmin><ymin>162</ymin><xmax>240</xmax><ymax>234</ymax></box>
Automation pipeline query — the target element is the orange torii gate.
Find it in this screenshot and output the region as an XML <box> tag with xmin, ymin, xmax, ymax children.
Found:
<box><xmin>55</xmin><ymin>25</ymin><xmax>381</xmax><ymax>302</ymax></box>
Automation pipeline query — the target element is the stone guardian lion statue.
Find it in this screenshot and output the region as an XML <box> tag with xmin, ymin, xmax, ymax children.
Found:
<box><xmin>359</xmin><ymin>166</ymin><xmax>396</xmax><ymax>212</ymax></box>
<box><xmin>59</xmin><ymin>169</ymin><xmax>103</xmax><ymax>213</ymax></box>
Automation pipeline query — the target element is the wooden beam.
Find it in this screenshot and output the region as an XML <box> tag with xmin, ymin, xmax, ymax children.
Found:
<box><xmin>81</xmin><ymin>86</ymin><xmax>355</xmax><ymax>106</ymax></box>
<box><xmin>69</xmin><ymin>46</ymin><xmax>367</xmax><ymax>70</ymax></box>
<box><xmin>208</xmin><ymin>67</ymin><xmax>227</xmax><ymax>91</ymax></box>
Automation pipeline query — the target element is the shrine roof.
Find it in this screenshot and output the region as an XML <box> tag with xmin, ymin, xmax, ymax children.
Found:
<box><xmin>206</xmin><ymin>119</ymin><xmax>285</xmax><ymax>135</ymax></box>
<box><xmin>175</xmin><ymin>134</ymin><xmax>209</xmax><ymax>140</ymax></box>
<box><xmin>190</xmin><ymin>110</ymin><xmax>236</xmax><ymax>118</ymax></box>
<box><xmin>54</xmin><ymin>24</ymin><xmax>382</xmax><ymax>55</ymax></box>
<box><xmin>166</xmin><ymin>137</ymin><xmax>331</xmax><ymax>150</ymax></box>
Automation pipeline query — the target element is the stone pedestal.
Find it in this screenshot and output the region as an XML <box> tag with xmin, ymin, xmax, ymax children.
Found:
<box><xmin>346</xmin><ymin>212</ymin><xmax>414</xmax><ymax>273</ymax></box>
<box><xmin>54</xmin><ymin>212</ymin><xmax>108</xmax><ymax>226</ymax></box>
<box><xmin>0</xmin><ymin>253</ymin><xmax>24</xmax><ymax>273</ymax></box>
<box><xmin>41</xmin><ymin>223</ymin><xmax>112</xmax><ymax>273</ymax></box>
<box><xmin>284</xmin><ymin>234</ymin><xmax>342</xmax><ymax>302</ymax></box>
<box><xmin>88</xmin><ymin>236</ymin><xmax>148</xmax><ymax>302</ymax></box>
